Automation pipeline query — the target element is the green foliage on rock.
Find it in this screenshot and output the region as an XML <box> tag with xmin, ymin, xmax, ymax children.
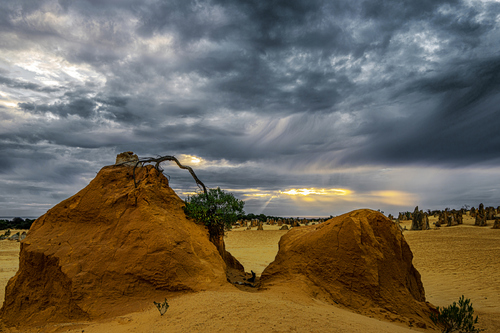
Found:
<box><xmin>184</xmin><ymin>187</ymin><xmax>245</xmax><ymax>233</ymax></box>
<box><xmin>431</xmin><ymin>295</ymin><xmax>484</xmax><ymax>333</ymax></box>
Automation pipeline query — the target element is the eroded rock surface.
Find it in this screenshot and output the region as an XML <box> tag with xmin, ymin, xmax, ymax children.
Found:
<box><xmin>260</xmin><ymin>209</ymin><xmax>435</xmax><ymax>327</ymax></box>
<box><xmin>1</xmin><ymin>164</ymin><xmax>228</xmax><ymax>327</ymax></box>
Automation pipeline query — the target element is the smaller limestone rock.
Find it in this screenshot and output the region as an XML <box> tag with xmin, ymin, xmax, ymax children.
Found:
<box><xmin>115</xmin><ymin>151</ymin><xmax>139</xmax><ymax>166</ymax></box>
<box><xmin>486</xmin><ymin>207</ymin><xmax>496</xmax><ymax>220</ymax></box>
<box><xmin>260</xmin><ymin>209</ymin><xmax>432</xmax><ymax>327</ymax></box>
<box><xmin>410</xmin><ymin>206</ymin><xmax>429</xmax><ymax>230</ymax></box>
<box><xmin>8</xmin><ymin>232</ymin><xmax>20</xmax><ymax>241</ymax></box>
<box><xmin>475</xmin><ymin>203</ymin><xmax>487</xmax><ymax>226</ymax></box>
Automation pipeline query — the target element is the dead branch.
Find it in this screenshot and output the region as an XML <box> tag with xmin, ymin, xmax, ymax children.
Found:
<box><xmin>132</xmin><ymin>155</ymin><xmax>207</xmax><ymax>194</ymax></box>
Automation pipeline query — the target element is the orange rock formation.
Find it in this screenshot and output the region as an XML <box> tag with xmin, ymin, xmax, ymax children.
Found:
<box><xmin>1</xmin><ymin>157</ymin><xmax>437</xmax><ymax>330</ymax></box>
<box><xmin>0</xmin><ymin>164</ymin><xmax>228</xmax><ymax>327</ymax></box>
<box><xmin>260</xmin><ymin>209</ymin><xmax>436</xmax><ymax>328</ymax></box>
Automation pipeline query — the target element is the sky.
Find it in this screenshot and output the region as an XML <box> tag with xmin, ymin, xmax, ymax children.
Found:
<box><xmin>1</xmin><ymin>0</ymin><xmax>500</xmax><ymax>218</ymax></box>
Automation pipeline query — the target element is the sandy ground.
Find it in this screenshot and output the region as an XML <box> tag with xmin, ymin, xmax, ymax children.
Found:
<box><xmin>1</xmin><ymin>219</ymin><xmax>499</xmax><ymax>332</ymax></box>
<box><xmin>224</xmin><ymin>225</ymin><xmax>288</xmax><ymax>276</ymax></box>
<box><xmin>401</xmin><ymin>215</ymin><xmax>500</xmax><ymax>332</ymax></box>
<box><xmin>0</xmin><ymin>230</ymin><xmax>25</xmax><ymax>306</ymax></box>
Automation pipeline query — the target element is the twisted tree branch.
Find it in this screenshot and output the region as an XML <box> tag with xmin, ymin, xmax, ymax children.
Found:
<box><xmin>131</xmin><ymin>155</ymin><xmax>207</xmax><ymax>194</ymax></box>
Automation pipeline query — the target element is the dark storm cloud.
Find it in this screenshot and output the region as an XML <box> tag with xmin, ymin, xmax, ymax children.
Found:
<box><xmin>0</xmin><ymin>158</ymin><xmax>13</xmax><ymax>173</ymax></box>
<box><xmin>0</xmin><ymin>74</ymin><xmax>60</xmax><ymax>93</ymax></box>
<box><xmin>361</xmin><ymin>0</ymin><xmax>460</xmax><ymax>20</ymax></box>
<box><xmin>16</xmin><ymin>89</ymin><xmax>141</xmax><ymax>123</ymax></box>
<box><xmin>19</xmin><ymin>97</ymin><xmax>96</xmax><ymax>118</ymax></box>
<box><xmin>1</xmin><ymin>0</ymin><xmax>500</xmax><ymax>216</ymax></box>
<box><xmin>347</xmin><ymin>55</ymin><xmax>500</xmax><ymax>166</ymax></box>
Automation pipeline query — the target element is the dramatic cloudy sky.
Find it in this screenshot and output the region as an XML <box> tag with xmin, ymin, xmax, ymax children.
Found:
<box><xmin>1</xmin><ymin>0</ymin><xmax>500</xmax><ymax>218</ymax></box>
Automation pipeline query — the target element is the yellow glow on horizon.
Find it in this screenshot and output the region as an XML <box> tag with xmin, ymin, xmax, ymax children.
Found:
<box><xmin>175</xmin><ymin>186</ymin><xmax>414</xmax><ymax>208</ymax></box>
<box><xmin>243</xmin><ymin>193</ymin><xmax>273</xmax><ymax>197</ymax></box>
<box><xmin>370</xmin><ymin>190</ymin><xmax>418</xmax><ymax>206</ymax></box>
<box><xmin>231</xmin><ymin>188</ymin><xmax>267</xmax><ymax>193</ymax></box>
<box><xmin>280</xmin><ymin>188</ymin><xmax>352</xmax><ymax>196</ymax></box>
<box><xmin>175</xmin><ymin>190</ymin><xmax>201</xmax><ymax>197</ymax></box>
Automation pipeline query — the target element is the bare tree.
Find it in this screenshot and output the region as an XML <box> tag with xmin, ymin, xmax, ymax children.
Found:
<box><xmin>128</xmin><ymin>155</ymin><xmax>207</xmax><ymax>194</ymax></box>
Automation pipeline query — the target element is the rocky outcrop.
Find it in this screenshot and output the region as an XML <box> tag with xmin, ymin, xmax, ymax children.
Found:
<box><xmin>0</xmin><ymin>229</ymin><xmax>11</xmax><ymax>240</ymax></box>
<box><xmin>486</xmin><ymin>206</ymin><xmax>496</xmax><ymax>220</ymax></box>
<box><xmin>115</xmin><ymin>151</ymin><xmax>139</xmax><ymax>166</ymax></box>
<box><xmin>0</xmin><ymin>163</ymin><xmax>229</xmax><ymax>327</ymax></box>
<box><xmin>260</xmin><ymin>209</ymin><xmax>434</xmax><ymax>327</ymax></box>
<box><xmin>410</xmin><ymin>206</ymin><xmax>429</xmax><ymax>230</ymax></box>
<box><xmin>475</xmin><ymin>203</ymin><xmax>487</xmax><ymax>226</ymax></box>
<box><xmin>7</xmin><ymin>232</ymin><xmax>20</xmax><ymax>241</ymax></box>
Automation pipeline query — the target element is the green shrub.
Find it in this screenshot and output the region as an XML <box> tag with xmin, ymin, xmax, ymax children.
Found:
<box><xmin>184</xmin><ymin>187</ymin><xmax>244</xmax><ymax>240</ymax></box>
<box><xmin>431</xmin><ymin>295</ymin><xmax>484</xmax><ymax>333</ymax></box>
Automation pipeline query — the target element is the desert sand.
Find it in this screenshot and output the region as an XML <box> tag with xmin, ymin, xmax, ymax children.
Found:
<box><xmin>0</xmin><ymin>241</ymin><xmax>19</xmax><ymax>308</ymax></box>
<box><xmin>401</xmin><ymin>215</ymin><xmax>500</xmax><ymax>332</ymax></box>
<box><xmin>1</xmin><ymin>215</ymin><xmax>499</xmax><ymax>332</ymax></box>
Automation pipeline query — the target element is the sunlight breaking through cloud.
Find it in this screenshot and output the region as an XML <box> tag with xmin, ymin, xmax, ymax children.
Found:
<box><xmin>280</xmin><ymin>188</ymin><xmax>352</xmax><ymax>196</ymax></box>
<box><xmin>176</xmin><ymin>154</ymin><xmax>253</xmax><ymax>169</ymax></box>
<box><xmin>178</xmin><ymin>154</ymin><xmax>203</xmax><ymax>165</ymax></box>
<box><xmin>368</xmin><ymin>191</ymin><xmax>419</xmax><ymax>207</ymax></box>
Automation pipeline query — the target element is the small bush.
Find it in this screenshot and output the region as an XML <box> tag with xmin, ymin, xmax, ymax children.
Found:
<box><xmin>183</xmin><ymin>187</ymin><xmax>245</xmax><ymax>231</ymax></box>
<box><xmin>431</xmin><ymin>295</ymin><xmax>484</xmax><ymax>333</ymax></box>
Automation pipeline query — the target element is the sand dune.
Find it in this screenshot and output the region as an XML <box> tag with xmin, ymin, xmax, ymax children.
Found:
<box><xmin>1</xmin><ymin>216</ymin><xmax>499</xmax><ymax>332</ymax></box>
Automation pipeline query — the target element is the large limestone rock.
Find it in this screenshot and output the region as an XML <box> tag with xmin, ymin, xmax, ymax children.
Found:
<box><xmin>0</xmin><ymin>164</ymin><xmax>228</xmax><ymax>327</ymax></box>
<box><xmin>260</xmin><ymin>209</ymin><xmax>434</xmax><ymax>327</ymax></box>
